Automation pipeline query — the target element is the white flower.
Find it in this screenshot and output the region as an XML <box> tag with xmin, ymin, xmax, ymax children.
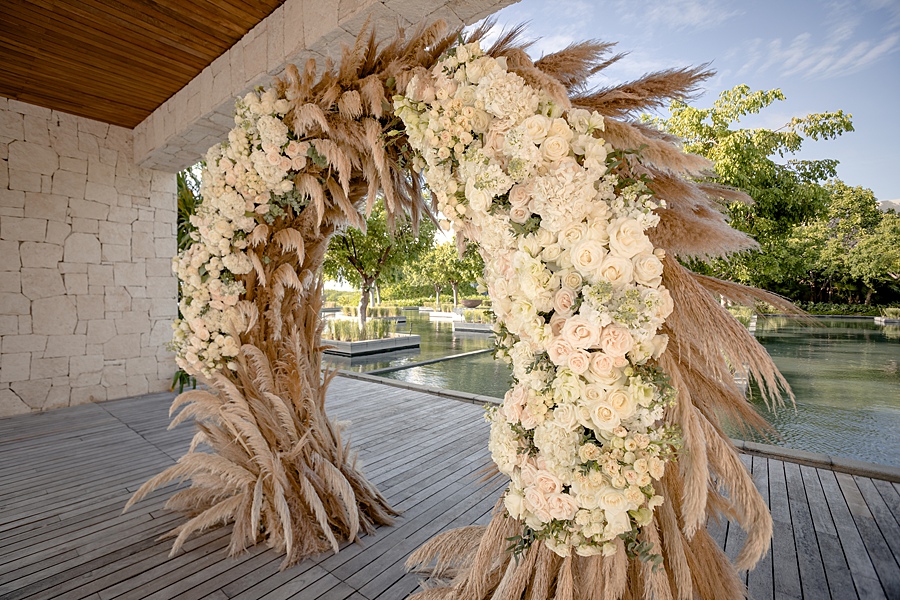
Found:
<box><xmin>522</xmin><ymin>114</ymin><xmax>551</xmax><ymax>143</ymax></box>
<box><xmin>541</xmin><ymin>135</ymin><xmax>571</xmax><ymax>162</ymax></box>
<box><xmin>598</xmin><ymin>255</ymin><xmax>634</xmax><ymax>288</ymax></box>
<box><xmin>633</xmin><ymin>252</ymin><xmax>664</xmax><ymax>287</ymax></box>
<box><xmin>600</xmin><ymin>325</ymin><xmax>635</xmax><ymax>358</ymax></box>
<box><xmin>608</xmin><ymin>218</ymin><xmax>654</xmax><ymax>258</ymax></box>
<box><xmin>570</xmin><ymin>239</ymin><xmax>606</xmax><ymax>275</ymax></box>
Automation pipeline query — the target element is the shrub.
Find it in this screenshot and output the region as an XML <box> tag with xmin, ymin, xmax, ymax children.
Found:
<box><xmin>322</xmin><ymin>318</ymin><xmax>396</xmax><ymax>341</ymax></box>
<box><xmin>726</xmin><ymin>305</ymin><xmax>754</xmax><ymax>327</ymax></box>
<box><xmin>882</xmin><ymin>307</ymin><xmax>900</xmax><ymax>318</ymax></box>
<box><xmin>463</xmin><ymin>308</ymin><xmax>492</xmax><ymax>323</ymax></box>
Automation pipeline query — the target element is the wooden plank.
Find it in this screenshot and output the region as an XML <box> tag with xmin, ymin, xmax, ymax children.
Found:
<box><xmin>856</xmin><ymin>476</ymin><xmax>900</xmax><ymax>559</ymax></box>
<box><xmin>783</xmin><ymin>461</ymin><xmax>829</xmax><ymax>599</ymax></box>
<box><xmin>768</xmin><ymin>458</ymin><xmax>802</xmax><ymax>599</ymax></box>
<box><xmin>836</xmin><ymin>473</ymin><xmax>900</xmax><ymax>599</ymax></box>
<box><xmin>872</xmin><ymin>478</ymin><xmax>900</xmax><ymax>525</ymax></box>
<box><xmin>747</xmin><ymin>455</ymin><xmax>774</xmax><ymax>600</ymax></box>
<box><xmin>819</xmin><ymin>469</ymin><xmax>887</xmax><ymax>599</ymax></box>
<box><xmin>799</xmin><ymin>466</ymin><xmax>856</xmax><ymax>599</ymax></box>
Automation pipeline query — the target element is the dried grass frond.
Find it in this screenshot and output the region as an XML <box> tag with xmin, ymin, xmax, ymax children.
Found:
<box><xmin>576</xmin><ymin>66</ymin><xmax>712</xmax><ymax>117</ymax></box>
<box><xmin>534</xmin><ymin>41</ymin><xmax>621</xmax><ymax>91</ymax></box>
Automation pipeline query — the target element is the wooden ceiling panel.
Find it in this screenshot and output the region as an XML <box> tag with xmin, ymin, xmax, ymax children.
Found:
<box><xmin>0</xmin><ymin>0</ymin><xmax>286</xmax><ymax>128</ymax></box>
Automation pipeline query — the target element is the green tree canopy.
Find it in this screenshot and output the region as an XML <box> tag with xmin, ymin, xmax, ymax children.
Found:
<box><xmin>323</xmin><ymin>200</ymin><xmax>435</xmax><ymax>324</ymax></box>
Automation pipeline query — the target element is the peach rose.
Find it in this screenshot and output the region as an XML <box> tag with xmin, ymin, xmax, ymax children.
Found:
<box><xmin>524</xmin><ymin>487</ymin><xmax>553</xmax><ymax>522</ymax></box>
<box><xmin>600</xmin><ymin>325</ymin><xmax>634</xmax><ymax>358</ymax></box>
<box><xmin>547</xmin><ymin>337</ymin><xmax>575</xmax><ymax>366</ymax></box>
<box><xmin>547</xmin><ymin>492</ymin><xmax>580</xmax><ymax>520</ymax></box>
<box><xmin>567</xmin><ymin>349</ymin><xmax>591</xmax><ymax>374</ymax></box>
<box><xmin>562</xmin><ymin>316</ymin><xmax>602</xmax><ymax>349</ymax></box>
<box><xmin>534</xmin><ymin>470</ymin><xmax>563</xmax><ymax>495</ymax></box>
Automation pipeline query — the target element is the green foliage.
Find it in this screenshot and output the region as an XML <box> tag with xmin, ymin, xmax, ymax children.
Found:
<box><xmin>322</xmin><ymin>318</ymin><xmax>396</xmax><ymax>341</ymax></box>
<box><xmin>726</xmin><ymin>305</ymin><xmax>754</xmax><ymax>327</ymax></box>
<box><xmin>463</xmin><ymin>308</ymin><xmax>492</xmax><ymax>323</ymax></box>
<box><xmin>882</xmin><ymin>307</ymin><xmax>900</xmax><ymax>318</ymax></box>
<box><xmin>340</xmin><ymin>306</ymin><xmax>402</xmax><ymax>317</ymax></box>
<box><xmin>176</xmin><ymin>167</ymin><xmax>202</xmax><ymax>253</ymax></box>
<box><xmin>170</xmin><ymin>369</ymin><xmax>197</xmax><ymax>393</ymax></box>
<box><xmin>398</xmin><ymin>239</ymin><xmax>484</xmax><ymax>305</ymax></box>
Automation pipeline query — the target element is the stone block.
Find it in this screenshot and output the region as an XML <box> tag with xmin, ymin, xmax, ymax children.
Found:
<box><xmin>71</xmin><ymin>218</ymin><xmax>99</xmax><ymax>234</ymax></box>
<box><xmin>154</xmin><ymin>235</ymin><xmax>177</xmax><ymax>258</ymax></box>
<box><xmin>63</xmin><ymin>232</ymin><xmax>101</xmax><ymax>264</ymax></box>
<box><xmin>101</xmin><ymin>243</ymin><xmax>131</xmax><ymax>265</ymax></box>
<box><xmin>145</xmin><ymin>277</ymin><xmax>175</xmax><ymax>299</ymax></box>
<box><xmin>0</xmin><ymin>206</ymin><xmax>25</xmax><ymax>218</ymax></box>
<box><xmin>0</xmin><ymin>315</ymin><xmax>18</xmax><ymax>335</ymax></box>
<box><xmin>0</xmin><ymin>109</ymin><xmax>24</xmax><ymax>140</ymax></box>
<box><xmin>52</xmin><ymin>170</ymin><xmax>87</xmax><ymax>199</ymax></box>
<box><xmin>101</xmin><ymin>362</ymin><xmax>127</xmax><ymax>386</ymax></box>
<box><xmin>87</xmin><ymin>319</ymin><xmax>117</xmax><ymax>344</ymax></box>
<box><xmin>114</xmin><ymin>263</ymin><xmax>145</xmax><ymax>287</ymax></box>
<box><xmin>150</xmin><ymin>299</ymin><xmax>178</xmax><ymax>319</ymax></box>
<box><xmin>18</xmin><ymin>314</ymin><xmax>31</xmax><ymax>334</ymax></box>
<box><xmin>0</xmin><ymin>292</ymin><xmax>31</xmax><ymax>315</ymax></box>
<box><xmin>0</xmin><ymin>189</ymin><xmax>25</xmax><ymax>209</ymax></box>
<box><xmin>10</xmin><ymin>378</ymin><xmax>53</xmax><ymax>409</ymax></box>
<box><xmin>0</xmin><ymin>216</ymin><xmax>46</xmax><ymax>241</ymax></box>
<box><xmin>59</xmin><ymin>156</ymin><xmax>87</xmax><ymax>174</ymax></box>
<box><xmin>0</xmin><ymin>271</ymin><xmax>19</xmax><ymax>293</ymax></box>
<box><xmin>87</xmin><ymin>264</ymin><xmax>114</xmax><ymax>286</ymax></box>
<box><xmin>127</xmin><ymin>356</ymin><xmax>159</xmax><ymax>376</ymax></box>
<box><xmin>148</xmin><ymin>318</ymin><xmax>172</xmax><ymax>346</ymax></box>
<box><xmin>87</xmin><ymin>156</ymin><xmax>115</xmax><ymax>184</ymax></box>
<box><xmin>8</xmin><ymin>140</ymin><xmax>58</xmax><ymax>174</ymax></box>
<box><xmin>0</xmin><ymin>240</ymin><xmax>20</xmax><ymax>271</ymax></box>
<box><xmin>45</xmin><ymin>221</ymin><xmax>71</xmax><ymax>245</ymax></box>
<box><xmin>43</xmin><ymin>385</ymin><xmax>70</xmax><ymax>410</ymax></box>
<box><xmin>126</xmin><ymin>374</ymin><xmax>149</xmax><ymax>396</ymax></box>
<box><xmin>63</xmin><ymin>272</ymin><xmax>89</xmax><ymax>295</ymax></box>
<box><xmin>78</xmin><ymin>132</ymin><xmax>100</xmax><ymax>155</ymax></box>
<box><xmin>104</xmin><ymin>333</ymin><xmax>141</xmax><ymax>359</ymax></box>
<box><xmin>8</xmin><ymin>170</ymin><xmax>42</xmax><ymax>194</ymax></box>
<box><xmin>149</xmin><ymin>190</ymin><xmax>175</xmax><ymax>211</ymax></box>
<box><xmin>20</xmin><ymin>242</ymin><xmax>63</xmax><ymax>268</ymax></box>
<box><xmin>115</xmin><ymin>312</ymin><xmax>151</xmax><ymax>335</ymax></box>
<box><xmin>23</xmin><ymin>114</ymin><xmax>50</xmax><ymax>146</ymax></box>
<box><xmin>24</xmin><ymin>193</ymin><xmax>67</xmax><ymax>222</ymax></box>
<box><xmin>0</xmin><ymin>352</ymin><xmax>31</xmax><ymax>382</ymax></box>
<box><xmin>105</xmin><ymin>126</ymin><xmax>131</xmax><ymax>154</ymax></box>
<box><xmin>8</xmin><ymin>99</ymin><xmax>51</xmax><ymax>119</ymax></box>
<box><xmin>21</xmin><ymin>268</ymin><xmax>65</xmax><ymax>299</ymax></box>
<box><xmin>70</xmin><ymin>354</ymin><xmax>103</xmax><ymax>383</ymax></box>
<box><xmin>116</xmin><ymin>177</ymin><xmax>150</xmax><ymax>198</ymax></box>
<box><xmin>68</xmin><ymin>198</ymin><xmax>109</xmax><ymax>220</ymax></box>
<box><xmin>146</xmin><ymin>258</ymin><xmax>173</xmax><ymax>278</ymax></box>
<box><xmin>70</xmin><ymin>385</ymin><xmax>106</xmax><ymax>405</ymax></box>
<box><xmin>2</xmin><ymin>334</ymin><xmax>47</xmax><ymax>353</ymax></box>
<box><xmin>31</xmin><ymin>356</ymin><xmax>69</xmax><ymax>378</ymax></box>
<box><xmin>283</xmin><ymin>0</ymin><xmax>309</xmax><ymax>56</ymax></box>
<box><xmin>0</xmin><ymin>388</ymin><xmax>30</xmax><ymax>417</ymax></box>
<box><xmin>105</xmin><ymin>286</ymin><xmax>132</xmax><ymax>312</ymax></box>
<box><xmin>32</xmin><ymin>296</ymin><xmax>77</xmax><ymax>335</ymax></box>
<box><xmin>40</xmin><ymin>174</ymin><xmax>52</xmax><ymax>193</ymax></box>
<box><xmin>76</xmin><ymin>294</ymin><xmax>106</xmax><ymax>320</ymax></box>
<box><xmin>107</xmin><ymin>206</ymin><xmax>138</xmax><ymax>224</ymax></box>
<box><xmin>43</xmin><ymin>334</ymin><xmax>86</xmax><ymax>358</ymax></box>
<box><xmin>132</xmin><ymin>231</ymin><xmax>155</xmax><ymax>258</ymax></box>
<box><xmin>98</xmin><ymin>220</ymin><xmax>131</xmax><ymax>246</ymax></box>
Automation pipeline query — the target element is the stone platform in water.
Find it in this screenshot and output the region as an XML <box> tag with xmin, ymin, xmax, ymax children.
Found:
<box><xmin>0</xmin><ymin>377</ymin><xmax>898</xmax><ymax>599</ymax></box>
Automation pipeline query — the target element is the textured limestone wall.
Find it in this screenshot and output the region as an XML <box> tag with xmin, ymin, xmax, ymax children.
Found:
<box><xmin>0</xmin><ymin>98</ymin><xmax>177</xmax><ymax>417</ymax></box>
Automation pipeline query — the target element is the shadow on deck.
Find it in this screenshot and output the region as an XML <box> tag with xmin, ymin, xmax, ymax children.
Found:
<box><xmin>0</xmin><ymin>376</ymin><xmax>898</xmax><ymax>599</ymax></box>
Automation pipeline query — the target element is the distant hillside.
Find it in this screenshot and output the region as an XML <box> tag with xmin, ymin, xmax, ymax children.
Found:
<box><xmin>879</xmin><ymin>199</ymin><xmax>900</xmax><ymax>212</ymax></box>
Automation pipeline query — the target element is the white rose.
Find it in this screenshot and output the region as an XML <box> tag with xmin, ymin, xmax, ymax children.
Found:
<box><xmin>608</xmin><ymin>218</ymin><xmax>654</xmax><ymax>258</ymax></box>
<box><xmin>547</xmin><ymin>492</ymin><xmax>580</xmax><ymax>521</ymax></box>
<box><xmin>553</xmin><ymin>287</ymin><xmax>577</xmax><ymax>316</ymax></box>
<box><xmin>656</xmin><ymin>288</ymin><xmax>674</xmax><ymax>320</ymax></box>
<box><xmin>570</xmin><ymin>239</ymin><xmax>606</xmax><ymax>274</ymax></box>
<box><xmin>562</xmin><ymin>316</ymin><xmax>602</xmax><ymax>349</ymax></box>
<box><xmin>541</xmin><ymin>135</ymin><xmax>570</xmax><ymax>163</ymax></box>
<box><xmin>509</xmin><ymin>183</ymin><xmax>531</xmax><ymax>207</ymax></box>
<box><xmin>651</xmin><ymin>334</ymin><xmax>669</xmax><ymax>359</ymax></box>
<box><xmin>598</xmin><ymin>255</ymin><xmax>634</xmax><ymax>287</ymax></box>
<box><xmin>471</xmin><ymin>109</ymin><xmax>491</xmax><ymax>133</ymax></box>
<box><xmin>583</xmin><ymin>383</ymin><xmax>606</xmax><ymax>405</ymax></box>
<box><xmin>579</xmin><ymin>442</ymin><xmax>602</xmax><ymax>462</ymax></box>
<box><xmin>509</xmin><ymin>205</ymin><xmax>531</xmax><ymax>224</ymax></box>
<box><xmin>558</xmin><ymin>222</ymin><xmax>587</xmax><ymax>249</ymax></box>
<box><xmin>547</xmin><ymin>337</ymin><xmax>576</xmax><ymax>366</ymax></box>
<box><xmin>600</xmin><ymin>325</ymin><xmax>634</xmax><ymax>358</ymax></box>
<box><xmin>549</xmin><ymin>118</ymin><xmax>574</xmax><ymax>141</ymax></box>
<box><xmin>566</xmin><ymin>108</ymin><xmax>592</xmax><ymax>134</ymax></box>
<box><xmin>524</xmin><ymin>487</ymin><xmax>553</xmax><ymax>522</ymax></box>
<box><xmin>607</xmin><ymin>387</ymin><xmax>637</xmax><ymax>420</ymax></box>
<box><xmin>534</xmin><ymin>470</ymin><xmax>563</xmax><ymax>495</ymax></box>
<box><xmin>633</xmin><ymin>253</ymin><xmax>663</xmax><ymax>287</ymax></box>
<box><xmin>598</xmin><ymin>486</ymin><xmax>628</xmax><ymax>514</ymax></box>
<box><xmin>522</xmin><ymin>114</ymin><xmax>551</xmax><ymax>143</ymax></box>
<box><xmin>560</xmin><ymin>270</ymin><xmax>583</xmax><ymax>291</ymax></box>
<box><xmin>553</xmin><ymin>402</ymin><xmax>580</xmax><ymax>431</ymax></box>
<box><xmin>542</xmin><ymin>243</ymin><xmax>563</xmax><ymax>264</ymax></box>
<box><xmin>505</xmin><ymin>488</ymin><xmax>526</xmax><ymax>519</ymax></box>
<box><xmin>589</xmin><ymin>401</ymin><xmax>621</xmax><ymax>432</ymax></box>
<box><xmin>567</xmin><ymin>349</ymin><xmax>591</xmax><ymax>374</ymax></box>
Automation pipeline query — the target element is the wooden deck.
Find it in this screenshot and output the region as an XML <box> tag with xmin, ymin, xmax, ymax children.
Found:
<box><xmin>0</xmin><ymin>377</ymin><xmax>898</xmax><ymax>600</ymax></box>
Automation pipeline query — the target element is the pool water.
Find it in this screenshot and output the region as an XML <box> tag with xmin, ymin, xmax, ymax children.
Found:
<box><xmin>327</xmin><ymin>313</ymin><xmax>900</xmax><ymax>467</ymax></box>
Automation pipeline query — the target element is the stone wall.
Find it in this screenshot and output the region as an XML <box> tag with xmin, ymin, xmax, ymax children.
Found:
<box><xmin>0</xmin><ymin>98</ymin><xmax>178</xmax><ymax>417</ymax></box>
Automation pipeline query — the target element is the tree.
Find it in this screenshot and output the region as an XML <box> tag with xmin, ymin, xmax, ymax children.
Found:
<box><xmin>324</xmin><ymin>201</ymin><xmax>435</xmax><ymax>326</ymax></box>
<box><xmin>649</xmin><ymin>85</ymin><xmax>854</xmax><ymax>292</ymax></box>
<box><xmin>848</xmin><ymin>214</ymin><xmax>900</xmax><ymax>304</ymax></box>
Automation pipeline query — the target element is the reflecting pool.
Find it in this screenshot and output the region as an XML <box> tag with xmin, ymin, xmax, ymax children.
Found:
<box><xmin>331</xmin><ymin>313</ymin><xmax>900</xmax><ymax>466</ymax></box>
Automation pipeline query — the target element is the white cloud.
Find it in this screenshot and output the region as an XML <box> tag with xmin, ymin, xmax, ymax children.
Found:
<box><xmin>613</xmin><ymin>0</ymin><xmax>742</xmax><ymax>31</ymax></box>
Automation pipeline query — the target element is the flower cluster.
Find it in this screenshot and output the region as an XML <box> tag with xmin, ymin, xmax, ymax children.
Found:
<box><xmin>172</xmin><ymin>89</ymin><xmax>306</xmax><ymax>376</ymax></box>
<box><xmin>395</xmin><ymin>42</ymin><xmax>680</xmax><ymax>557</ymax></box>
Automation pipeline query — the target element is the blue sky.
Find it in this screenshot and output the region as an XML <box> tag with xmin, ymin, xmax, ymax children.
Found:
<box><xmin>482</xmin><ymin>0</ymin><xmax>900</xmax><ymax>202</ymax></box>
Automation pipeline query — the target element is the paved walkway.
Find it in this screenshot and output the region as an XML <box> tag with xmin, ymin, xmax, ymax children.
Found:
<box><xmin>0</xmin><ymin>377</ymin><xmax>898</xmax><ymax>599</ymax></box>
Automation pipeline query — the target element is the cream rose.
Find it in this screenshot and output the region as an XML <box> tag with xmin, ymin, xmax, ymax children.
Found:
<box><xmin>578</xmin><ymin>442</ymin><xmax>602</xmax><ymax>462</ymax></box>
<box><xmin>570</xmin><ymin>239</ymin><xmax>606</xmax><ymax>274</ymax></box>
<box><xmin>542</xmin><ymin>243</ymin><xmax>563</xmax><ymax>264</ymax></box>
<box><xmin>632</xmin><ymin>252</ymin><xmax>663</xmax><ymax>287</ymax></box>
<box><xmin>561</xmin><ymin>270</ymin><xmax>583</xmax><ymax>291</ymax></box>
<box><xmin>509</xmin><ymin>183</ymin><xmax>531</xmax><ymax>207</ymax></box>
<box><xmin>547</xmin><ymin>337</ymin><xmax>575</xmax><ymax>366</ymax></box>
<box><xmin>558</xmin><ymin>222</ymin><xmax>587</xmax><ymax>249</ymax></box>
<box><xmin>598</xmin><ymin>255</ymin><xmax>634</xmax><ymax>287</ymax></box>
<box><xmin>541</xmin><ymin>135</ymin><xmax>570</xmax><ymax>162</ymax></box>
<box><xmin>553</xmin><ymin>402</ymin><xmax>580</xmax><ymax>431</ymax></box>
<box><xmin>520</xmin><ymin>463</ymin><xmax>539</xmax><ymax>487</ymax></box>
<box><xmin>567</xmin><ymin>349</ymin><xmax>591</xmax><ymax>374</ymax></box>
<box><xmin>522</xmin><ymin>114</ymin><xmax>551</xmax><ymax>143</ymax></box>
<box><xmin>547</xmin><ymin>492</ymin><xmax>580</xmax><ymax>520</ymax></box>
<box><xmin>600</xmin><ymin>325</ymin><xmax>634</xmax><ymax>358</ymax></box>
<box><xmin>549</xmin><ymin>117</ymin><xmax>574</xmax><ymax>141</ymax></box>
<box><xmin>524</xmin><ymin>487</ymin><xmax>553</xmax><ymax>522</ymax></box>
<box><xmin>534</xmin><ymin>470</ymin><xmax>563</xmax><ymax>495</ymax></box>
<box><xmin>562</xmin><ymin>316</ymin><xmax>602</xmax><ymax>349</ymax></box>
<box><xmin>509</xmin><ymin>205</ymin><xmax>531</xmax><ymax>224</ymax></box>
<box><xmin>607</xmin><ymin>387</ymin><xmax>636</xmax><ymax>420</ymax></box>
<box><xmin>598</xmin><ymin>486</ymin><xmax>629</xmax><ymax>514</ymax></box>
<box><xmin>583</xmin><ymin>383</ymin><xmax>606</xmax><ymax>404</ymax></box>
<box><xmin>608</xmin><ymin>218</ymin><xmax>653</xmax><ymax>258</ymax></box>
<box><xmin>590</xmin><ymin>401</ymin><xmax>621</xmax><ymax>432</ymax></box>
<box><xmin>505</xmin><ymin>488</ymin><xmax>526</xmax><ymax>518</ymax></box>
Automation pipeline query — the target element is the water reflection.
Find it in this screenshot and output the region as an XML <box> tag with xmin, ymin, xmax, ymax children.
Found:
<box><xmin>342</xmin><ymin>314</ymin><xmax>900</xmax><ymax>467</ymax></box>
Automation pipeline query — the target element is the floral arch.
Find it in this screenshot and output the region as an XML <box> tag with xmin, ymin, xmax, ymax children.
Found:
<box><xmin>126</xmin><ymin>21</ymin><xmax>795</xmax><ymax>599</ymax></box>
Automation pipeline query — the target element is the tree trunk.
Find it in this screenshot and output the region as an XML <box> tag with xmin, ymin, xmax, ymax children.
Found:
<box><xmin>375</xmin><ymin>283</ymin><xmax>381</xmax><ymax>305</ymax></box>
<box><xmin>433</xmin><ymin>284</ymin><xmax>441</xmax><ymax>310</ymax></box>
<box><xmin>359</xmin><ymin>278</ymin><xmax>373</xmax><ymax>330</ymax></box>
<box><xmin>451</xmin><ymin>282</ymin><xmax>459</xmax><ymax>307</ymax></box>
<box><xmin>865</xmin><ymin>287</ymin><xmax>873</xmax><ymax>305</ymax></box>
